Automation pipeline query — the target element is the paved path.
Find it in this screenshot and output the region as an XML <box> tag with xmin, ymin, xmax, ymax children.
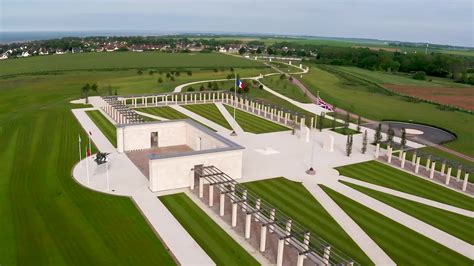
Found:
<box><xmin>214</xmin><ymin>102</ymin><xmax>244</xmax><ymax>134</ymax></box>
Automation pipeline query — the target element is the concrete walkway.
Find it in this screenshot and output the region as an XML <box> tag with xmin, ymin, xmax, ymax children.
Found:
<box><xmin>214</xmin><ymin>102</ymin><xmax>244</xmax><ymax>134</ymax></box>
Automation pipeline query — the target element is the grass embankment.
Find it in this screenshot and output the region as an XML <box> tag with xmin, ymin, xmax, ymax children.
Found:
<box><xmin>159</xmin><ymin>193</ymin><xmax>259</xmax><ymax>266</ymax></box>
<box><xmin>300</xmin><ymin>65</ymin><xmax>474</xmax><ymax>157</ymax></box>
<box><xmin>223</xmin><ymin>105</ymin><xmax>289</xmax><ymax>134</ymax></box>
<box><xmin>243</xmin><ymin>177</ymin><xmax>372</xmax><ymax>265</ymax></box>
<box><xmin>182</xmin><ymin>104</ymin><xmax>232</xmax><ymax>130</ymax></box>
<box><xmin>85</xmin><ymin>110</ymin><xmax>117</xmax><ymax>147</ymax></box>
<box><xmin>331</xmin><ymin>127</ymin><xmax>360</xmax><ymax>135</ymax></box>
<box><xmin>321</xmin><ymin>185</ymin><xmax>472</xmax><ymax>265</ymax></box>
<box><xmin>136</xmin><ymin>106</ymin><xmax>216</xmax><ymax>131</ymax></box>
<box><xmin>340</xmin><ymin>181</ymin><xmax>474</xmax><ymax>244</ymax></box>
<box><xmin>260</xmin><ymin>74</ymin><xmax>311</xmax><ymax>103</ymax></box>
<box><xmin>336</xmin><ymin>161</ymin><xmax>474</xmax><ymax>211</ymax></box>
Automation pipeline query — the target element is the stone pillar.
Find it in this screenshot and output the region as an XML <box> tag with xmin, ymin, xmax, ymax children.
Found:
<box><xmin>134</xmin><ymin>98</ymin><xmax>137</xmax><ymax>107</ymax></box>
<box><xmin>412</xmin><ymin>152</ymin><xmax>417</xmax><ymax>166</ymax></box>
<box><xmin>415</xmin><ymin>157</ymin><xmax>421</xmax><ymax>173</ymax></box>
<box><xmin>323</xmin><ymin>246</ymin><xmax>331</xmax><ymax>265</ymax></box>
<box><xmin>255</xmin><ymin>199</ymin><xmax>261</xmax><ymax>221</ymax></box>
<box><xmin>260</xmin><ymin>225</ymin><xmax>267</xmax><ymax>252</ymax></box>
<box><xmin>285</xmin><ymin>220</ymin><xmax>292</xmax><ymax>245</ymax></box>
<box><xmin>426</xmin><ymin>157</ymin><xmax>431</xmax><ymax>171</ymax></box>
<box><xmin>145</xmin><ymin>97</ymin><xmax>148</xmax><ymax>107</ymax></box>
<box><xmin>430</xmin><ymin>161</ymin><xmax>436</xmax><ymax>179</ymax></box>
<box><xmin>399</xmin><ymin>149</ymin><xmax>403</xmax><ymax>160</ymax></box>
<box><xmin>219</xmin><ymin>193</ymin><xmax>225</xmax><ymax>216</ymax></box>
<box><xmin>165</xmin><ymin>95</ymin><xmax>168</xmax><ymax>105</ymax></box>
<box><xmin>245</xmin><ymin>214</ymin><xmax>252</xmax><ymax>239</ymax></box>
<box><xmin>231</xmin><ymin>203</ymin><xmax>237</xmax><ymax>227</ymax></box>
<box><xmin>401</xmin><ymin>152</ymin><xmax>406</xmax><ymax>168</ymax></box>
<box><xmin>441</xmin><ymin>162</ymin><xmax>446</xmax><ymax>176</ymax></box>
<box><xmin>297</xmin><ymin>254</ymin><xmax>305</xmax><ymax>266</ymax></box>
<box><xmin>199</xmin><ymin>178</ymin><xmax>204</xmax><ymax>198</ymax></box>
<box><xmin>284</xmin><ymin>113</ymin><xmax>288</xmax><ymax>124</ymax></box>
<box><xmin>303</xmin><ymin>232</ymin><xmax>310</xmax><ymax>250</ymax></box>
<box><xmin>184</xmin><ymin>94</ymin><xmax>188</xmax><ymax>104</ymax></box>
<box><xmin>208</xmin><ymin>185</ymin><xmax>214</xmax><ymax>207</ymax></box>
<box><xmin>387</xmin><ymin>147</ymin><xmax>392</xmax><ymax>163</ymax></box>
<box><xmin>310</xmin><ymin>117</ymin><xmax>314</xmax><ymax>129</ymax></box>
<box><xmin>375</xmin><ymin>143</ymin><xmax>380</xmax><ymax>159</ymax></box>
<box><xmin>462</xmin><ymin>173</ymin><xmax>469</xmax><ymax>191</ymax></box>
<box><xmin>276</xmin><ymin>239</ymin><xmax>285</xmax><ymax>266</ymax></box>
<box><xmin>456</xmin><ymin>167</ymin><xmax>462</xmax><ymax>181</ymax></box>
<box><xmin>300</xmin><ymin>117</ymin><xmax>305</xmax><ymax>131</ymax></box>
<box><xmin>269</xmin><ymin>209</ymin><xmax>276</xmax><ymax>233</ymax></box>
<box><xmin>445</xmin><ymin>167</ymin><xmax>452</xmax><ymax>185</ymax></box>
<box><xmin>242</xmin><ymin>190</ymin><xmax>248</xmax><ymax>212</ymax></box>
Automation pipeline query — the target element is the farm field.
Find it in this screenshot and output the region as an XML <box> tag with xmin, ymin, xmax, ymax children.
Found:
<box><xmin>135</xmin><ymin>106</ymin><xmax>216</xmax><ymax>131</ymax></box>
<box><xmin>300</xmin><ymin>65</ymin><xmax>474</xmax><ymax>157</ymax></box>
<box><xmin>243</xmin><ymin>177</ymin><xmax>373</xmax><ymax>265</ymax></box>
<box><xmin>336</xmin><ymin>161</ymin><xmax>474</xmax><ymax>211</ymax></box>
<box><xmin>85</xmin><ymin>110</ymin><xmax>117</xmax><ymax>147</ymax></box>
<box><xmin>159</xmin><ymin>193</ymin><xmax>259</xmax><ymax>266</ymax></box>
<box><xmin>182</xmin><ymin>104</ymin><xmax>232</xmax><ymax>130</ymax></box>
<box><xmin>0</xmin><ymin>52</ymin><xmax>266</xmax><ymax>76</ymax></box>
<box><xmin>223</xmin><ymin>105</ymin><xmax>289</xmax><ymax>133</ymax></box>
<box><xmin>340</xmin><ymin>181</ymin><xmax>474</xmax><ymax>244</ymax></box>
<box><xmin>321</xmin><ymin>185</ymin><xmax>472</xmax><ymax>265</ymax></box>
<box><xmin>260</xmin><ymin>74</ymin><xmax>311</xmax><ymax>103</ymax></box>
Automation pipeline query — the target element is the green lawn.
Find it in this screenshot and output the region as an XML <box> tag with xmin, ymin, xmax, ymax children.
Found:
<box><xmin>260</xmin><ymin>74</ymin><xmax>311</xmax><ymax>103</ymax></box>
<box><xmin>331</xmin><ymin>127</ymin><xmax>361</xmax><ymax>135</ymax></box>
<box><xmin>85</xmin><ymin>110</ymin><xmax>117</xmax><ymax>148</ymax></box>
<box><xmin>159</xmin><ymin>193</ymin><xmax>259</xmax><ymax>266</ymax></box>
<box><xmin>0</xmin><ymin>52</ymin><xmax>265</xmax><ymax>76</ymax></box>
<box><xmin>321</xmin><ymin>185</ymin><xmax>472</xmax><ymax>265</ymax></box>
<box><xmin>340</xmin><ymin>181</ymin><xmax>474</xmax><ymax>244</ymax></box>
<box><xmin>223</xmin><ymin>105</ymin><xmax>289</xmax><ymax>133</ymax></box>
<box><xmin>135</xmin><ymin>106</ymin><xmax>217</xmax><ymax>131</ymax></box>
<box><xmin>182</xmin><ymin>104</ymin><xmax>232</xmax><ymax>130</ymax></box>
<box><xmin>243</xmin><ymin>177</ymin><xmax>372</xmax><ymax>265</ymax></box>
<box><xmin>300</xmin><ymin>65</ymin><xmax>474</xmax><ymax>157</ymax></box>
<box><xmin>336</xmin><ymin>161</ymin><xmax>474</xmax><ymax>211</ymax></box>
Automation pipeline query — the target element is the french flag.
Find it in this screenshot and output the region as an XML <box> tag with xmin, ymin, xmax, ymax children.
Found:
<box><xmin>236</xmin><ymin>79</ymin><xmax>244</xmax><ymax>89</ymax></box>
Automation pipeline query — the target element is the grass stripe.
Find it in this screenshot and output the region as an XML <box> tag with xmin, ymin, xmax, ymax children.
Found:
<box><xmin>182</xmin><ymin>104</ymin><xmax>232</xmax><ymax>130</ymax></box>
<box><xmin>85</xmin><ymin>110</ymin><xmax>117</xmax><ymax>148</ymax></box>
<box><xmin>223</xmin><ymin>105</ymin><xmax>289</xmax><ymax>134</ymax></box>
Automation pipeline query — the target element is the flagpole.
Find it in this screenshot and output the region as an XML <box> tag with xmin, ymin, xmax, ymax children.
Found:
<box><xmin>230</xmin><ymin>73</ymin><xmax>237</xmax><ymax>136</ymax></box>
<box><xmin>85</xmin><ymin>147</ymin><xmax>90</xmax><ymax>184</ymax></box>
<box><xmin>78</xmin><ymin>134</ymin><xmax>82</xmax><ymax>167</ymax></box>
<box><xmin>88</xmin><ymin>132</ymin><xmax>92</xmax><ymax>157</ymax></box>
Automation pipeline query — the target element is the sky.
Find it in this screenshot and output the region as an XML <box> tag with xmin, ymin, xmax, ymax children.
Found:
<box><xmin>1</xmin><ymin>0</ymin><xmax>473</xmax><ymax>47</ymax></box>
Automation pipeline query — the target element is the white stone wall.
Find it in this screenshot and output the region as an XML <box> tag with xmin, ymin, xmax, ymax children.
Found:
<box><xmin>149</xmin><ymin>150</ymin><xmax>243</xmax><ymax>192</ymax></box>
<box><xmin>185</xmin><ymin>125</ymin><xmax>226</xmax><ymax>151</ymax></box>
<box><xmin>118</xmin><ymin>122</ymin><xmax>187</xmax><ymax>152</ymax></box>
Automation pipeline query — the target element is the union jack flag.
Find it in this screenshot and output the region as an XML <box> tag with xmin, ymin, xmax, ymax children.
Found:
<box><xmin>317</xmin><ymin>97</ymin><xmax>334</xmax><ymax>111</ymax></box>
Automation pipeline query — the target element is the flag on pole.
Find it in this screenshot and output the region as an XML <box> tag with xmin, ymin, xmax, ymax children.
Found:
<box><xmin>316</xmin><ymin>97</ymin><xmax>334</xmax><ymax>111</ymax></box>
<box><xmin>236</xmin><ymin>79</ymin><xmax>244</xmax><ymax>89</ymax></box>
<box><xmin>86</xmin><ymin>147</ymin><xmax>91</xmax><ymax>157</ymax></box>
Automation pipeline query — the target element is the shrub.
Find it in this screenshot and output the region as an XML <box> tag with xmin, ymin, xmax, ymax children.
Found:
<box><xmin>187</xmin><ymin>87</ymin><xmax>195</xmax><ymax>92</ymax></box>
<box><xmin>157</xmin><ymin>77</ymin><xmax>163</xmax><ymax>83</ymax></box>
<box><xmin>413</xmin><ymin>71</ymin><xmax>426</xmax><ymax>80</ymax></box>
<box><xmin>259</xmin><ymin>84</ymin><xmax>263</xmax><ymax>90</ymax></box>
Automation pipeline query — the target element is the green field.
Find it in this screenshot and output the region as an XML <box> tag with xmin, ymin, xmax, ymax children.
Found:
<box><xmin>85</xmin><ymin>110</ymin><xmax>117</xmax><ymax>147</ymax></box>
<box><xmin>331</xmin><ymin>127</ymin><xmax>360</xmax><ymax>135</ymax></box>
<box><xmin>321</xmin><ymin>185</ymin><xmax>472</xmax><ymax>265</ymax></box>
<box><xmin>182</xmin><ymin>104</ymin><xmax>232</xmax><ymax>130</ymax></box>
<box><xmin>336</xmin><ymin>161</ymin><xmax>474</xmax><ymax>211</ymax></box>
<box><xmin>223</xmin><ymin>105</ymin><xmax>289</xmax><ymax>134</ymax></box>
<box><xmin>341</xmin><ymin>181</ymin><xmax>474</xmax><ymax>244</ymax></box>
<box><xmin>243</xmin><ymin>178</ymin><xmax>372</xmax><ymax>265</ymax></box>
<box><xmin>159</xmin><ymin>193</ymin><xmax>259</xmax><ymax>266</ymax></box>
<box><xmin>300</xmin><ymin>65</ymin><xmax>474</xmax><ymax>156</ymax></box>
<box><xmin>0</xmin><ymin>52</ymin><xmax>265</xmax><ymax>76</ymax></box>
<box><xmin>261</xmin><ymin>74</ymin><xmax>311</xmax><ymax>103</ymax></box>
<box><xmin>135</xmin><ymin>106</ymin><xmax>216</xmax><ymax>131</ymax></box>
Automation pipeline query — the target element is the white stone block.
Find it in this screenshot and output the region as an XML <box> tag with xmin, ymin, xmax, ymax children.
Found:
<box><xmin>323</xmin><ymin>135</ymin><xmax>334</xmax><ymax>152</ymax></box>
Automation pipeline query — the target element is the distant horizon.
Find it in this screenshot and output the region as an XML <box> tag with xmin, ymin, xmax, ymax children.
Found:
<box><xmin>1</xmin><ymin>30</ymin><xmax>473</xmax><ymax>48</ymax></box>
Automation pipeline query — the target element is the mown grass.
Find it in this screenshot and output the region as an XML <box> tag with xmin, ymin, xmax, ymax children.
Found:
<box><xmin>182</xmin><ymin>104</ymin><xmax>232</xmax><ymax>130</ymax></box>
<box><xmin>336</xmin><ymin>161</ymin><xmax>474</xmax><ymax>211</ymax></box>
<box><xmin>223</xmin><ymin>105</ymin><xmax>289</xmax><ymax>133</ymax></box>
<box><xmin>331</xmin><ymin>127</ymin><xmax>360</xmax><ymax>135</ymax></box>
<box><xmin>300</xmin><ymin>65</ymin><xmax>474</xmax><ymax>157</ymax></box>
<box><xmin>340</xmin><ymin>180</ymin><xmax>474</xmax><ymax>244</ymax></box>
<box><xmin>321</xmin><ymin>185</ymin><xmax>472</xmax><ymax>265</ymax></box>
<box><xmin>85</xmin><ymin>110</ymin><xmax>117</xmax><ymax>148</ymax></box>
<box><xmin>261</xmin><ymin>75</ymin><xmax>311</xmax><ymax>103</ymax></box>
<box><xmin>136</xmin><ymin>106</ymin><xmax>217</xmax><ymax>131</ymax></box>
<box><xmin>159</xmin><ymin>193</ymin><xmax>259</xmax><ymax>266</ymax></box>
<box><xmin>243</xmin><ymin>177</ymin><xmax>373</xmax><ymax>265</ymax></box>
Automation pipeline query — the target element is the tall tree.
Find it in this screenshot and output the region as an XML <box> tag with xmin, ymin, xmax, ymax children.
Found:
<box><xmin>357</xmin><ymin>115</ymin><xmax>361</xmax><ymax>132</ymax></box>
<box><xmin>344</xmin><ymin>112</ymin><xmax>350</xmax><ymax>129</ymax></box>
<box><xmin>346</xmin><ymin>134</ymin><xmax>353</xmax><ymax>157</ymax></box>
<box><xmin>362</xmin><ymin>130</ymin><xmax>368</xmax><ymax>154</ymax></box>
<box><xmin>374</xmin><ymin>123</ymin><xmax>382</xmax><ymax>144</ymax></box>
<box><xmin>400</xmin><ymin>128</ymin><xmax>407</xmax><ymax>149</ymax></box>
<box><xmin>387</xmin><ymin>125</ymin><xmax>395</xmax><ymax>144</ymax></box>
<box><xmin>81</xmin><ymin>83</ymin><xmax>91</xmax><ymax>103</ymax></box>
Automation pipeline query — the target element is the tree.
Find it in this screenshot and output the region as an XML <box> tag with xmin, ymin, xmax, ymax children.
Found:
<box><xmin>259</xmin><ymin>84</ymin><xmax>263</xmax><ymax>90</ymax></box>
<box><xmin>207</xmin><ymin>82</ymin><xmax>212</xmax><ymax>89</ymax></box>
<box><xmin>346</xmin><ymin>134</ymin><xmax>353</xmax><ymax>156</ymax></box>
<box><xmin>413</xmin><ymin>71</ymin><xmax>426</xmax><ymax>80</ymax></box>
<box><xmin>90</xmin><ymin>83</ymin><xmax>98</xmax><ymax>93</ymax></box>
<box><xmin>157</xmin><ymin>77</ymin><xmax>163</xmax><ymax>83</ymax></box>
<box><xmin>400</xmin><ymin>128</ymin><xmax>407</xmax><ymax>149</ymax></box>
<box><xmin>137</xmin><ymin>69</ymin><xmax>143</xmax><ymax>75</ymax></box>
<box><xmin>374</xmin><ymin>123</ymin><xmax>382</xmax><ymax>144</ymax></box>
<box><xmin>114</xmin><ymin>88</ymin><xmax>118</xmax><ymax>95</ymax></box>
<box><xmin>387</xmin><ymin>125</ymin><xmax>394</xmax><ymax>144</ymax></box>
<box><xmin>81</xmin><ymin>83</ymin><xmax>91</xmax><ymax>103</ymax></box>
<box><xmin>175</xmin><ymin>71</ymin><xmax>180</xmax><ymax>77</ymax></box>
<box><xmin>170</xmin><ymin>76</ymin><xmax>175</xmax><ymax>81</ymax></box>
<box><xmin>149</xmin><ymin>70</ymin><xmax>154</xmax><ymax>75</ymax></box>
<box><xmin>187</xmin><ymin>70</ymin><xmax>192</xmax><ymax>76</ymax></box>
<box><xmin>357</xmin><ymin>115</ymin><xmax>361</xmax><ymax>132</ymax></box>
<box><xmin>280</xmin><ymin>74</ymin><xmax>286</xmax><ymax>80</ymax></box>
<box><xmin>362</xmin><ymin>130</ymin><xmax>368</xmax><ymax>154</ymax></box>
<box><xmin>230</xmin><ymin>67</ymin><xmax>234</xmax><ymax>72</ymax></box>
<box><xmin>107</xmin><ymin>85</ymin><xmax>113</xmax><ymax>96</ymax></box>
<box><xmin>344</xmin><ymin>112</ymin><xmax>350</xmax><ymax>129</ymax></box>
<box><xmin>199</xmin><ymin>85</ymin><xmax>205</xmax><ymax>91</ymax></box>
<box><xmin>256</xmin><ymin>47</ymin><xmax>262</xmax><ymax>54</ymax></box>
<box><xmin>238</xmin><ymin>47</ymin><xmax>246</xmax><ymax>55</ymax></box>
<box><xmin>166</xmin><ymin>72</ymin><xmax>171</xmax><ymax>78</ymax></box>
<box><xmin>187</xmin><ymin>87</ymin><xmax>195</xmax><ymax>92</ymax></box>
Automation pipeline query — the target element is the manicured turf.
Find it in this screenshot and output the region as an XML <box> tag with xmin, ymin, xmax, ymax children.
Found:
<box><xmin>0</xmin><ymin>52</ymin><xmax>265</xmax><ymax>76</ymax></box>
<box><xmin>331</xmin><ymin>127</ymin><xmax>360</xmax><ymax>135</ymax></box>
<box><xmin>300</xmin><ymin>65</ymin><xmax>474</xmax><ymax>156</ymax></box>
<box><xmin>243</xmin><ymin>177</ymin><xmax>373</xmax><ymax>265</ymax></box>
<box><xmin>85</xmin><ymin>110</ymin><xmax>117</xmax><ymax>148</ymax></box>
<box><xmin>159</xmin><ymin>193</ymin><xmax>259</xmax><ymax>266</ymax></box>
<box><xmin>261</xmin><ymin>75</ymin><xmax>311</xmax><ymax>103</ymax></box>
<box><xmin>136</xmin><ymin>106</ymin><xmax>216</xmax><ymax>131</ymax></box>
<box><xmin>182</xmin><ymin>104</ymin><xmax>232</xmax><ymax>130</ymax></box>
<box><xmin>320</xmin><ymin>185</ymin><xmax>472</xmax><ymax>265</ymax></box>
<box><xmin>336</xmin><ymin>161</ymin><xmax>474</xmax><ymax>211</ymax></box>
<box><xmin>340</xmin><ymin>180</ymin><xmax>474</xmax><ymax>244</ymax></box>
<box><xmin>223</xmin><ymin>105</ymin><xmax>289</xmax><ymax>134</ymax></box>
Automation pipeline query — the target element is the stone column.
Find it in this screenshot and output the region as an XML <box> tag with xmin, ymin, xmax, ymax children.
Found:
<box><xmin>165</xmin><ymin>95</ymin><xmax>168</xmax><ymax>105</ymax></box>
<box><xmin>300</xmin><ymin>117</ymin><xmax>305</xmax><ymax>131</ymax></box>
<box><xmin>276</xmin><ymin>239</ymin><xmax>285</xmax><ymax>266</ymax></box>
<box><xmin>387</xmin><ymin>147</ymin><xmax>393</xmax><ymax>163</ymax></box>
<box><xmin>441</xmin><ymin>162</ymin><xmax>446</xmax><ymax>176</ymax></box>
<box><xmin>199</xmin><ymin>178</ymin><xmax>204</xmax><ymax>198</ymax></box>
<box><xmin>155</xmin><ymin>96</ymin><xmax>158</xmax><ymax>106</ymax></box>
<box><xmin>303</xmin><ymin>232</ymin><xmax>310</xmax><ymax>250</ymax></box>
<box><xmin>208</xmin><ymin>185</ymin><xmax>214</xmax><ymax>207</ymax></box>
<box><xmin>445</xmin><ymin>167</ymin><xmax>452</xmax><ymax>185</ymax></box>
<box><xmin>260</xmin><ymin>225</ymin><xmax>267</xmax><ymax>252</ymax></box>
<box><xmin>255</xmin><ymin>199</ymin><xmax>261</xmax><ymax>221</ymax></box>
<box><xmin>430</xmin><ymin>161</ymin><xmax>436</xmax><ymax>179</ymax></box>
<box><xmin>242</xmin><ymin>190</ymin><xmax>248</xmax><ymax>212</ymax></box>
<box><xmin>426</xmin><ymin>157</ymin><xmax>431</xmax><ymax>171</ymax></box>
<box><xmin>375</xmin><ymin>143</ymin><xmax>380</xmax><ymax>159</ymax></box>
<box><xmin>456</xmin><ymin>167</ymin><xmax>462</xmax><ymax>181</ymax></box>
<box><xmin>415</xmin><ymin>157</ymin><xmax>421</xmax><ymax>173</ymax></box>
<box><xmin>269</xmin><ymin>209</ymin><xmax>276</xmax><ymax>233</ymax></box>
<box><xmin>323</xmin><ymin>246</ymin><xmax>331</xmax><ymax>265</ymax></box>
<box><xmin>245</xmin><ymin>214</ymin><xmax>252</xmax><ymax>239</ymax></box>
<box><xmin>401</xmin><ymin>152</ymin><xmax>406</xmax><ymax>168</ymax></box>
<box><xmin>411</xmin><ymin>152</ymin><xmax>417</xmax><ymax>166</ymax></box>
<box><xmin>219</xmin><ymin>193</ymin><xmax>225</xmax><ymax>216</ymax></box>
<box><xmin>184</xmin><ymin>94</ymin><xmax>188</xmax><ymax>104</ymax></box>
<box><xmin>231</xmin><ymin>203</ymin><xmax>238</xmax><ymax>227</ymax></box>
<box><xmin>284</xmin><ymin>113</ymin><xmax>288</xmax><ymax>125</ymax></box>
<box><xmin>285</xmin><ymin>220</ymin><xmax>292</xmax><ymax>245</ymax></box>
<box><xmin>462</xmin><ymin>173</ymin><xmax>469</xmax><ymax>191</ymax></box>
<box><xmin>297</xmin><ymin>254</ymin><xmax>305</xmax><ymax>266</ymax></box>
<box><xmin>145</xmin><ymin>97</ymin><xmax>148</xmax><ymax>107</ymax></box>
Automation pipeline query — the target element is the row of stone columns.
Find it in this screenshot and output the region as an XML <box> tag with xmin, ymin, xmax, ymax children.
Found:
<box><xmin>102</xmin><ymin>100</ymin><xmax>130</xmax><ymax>124</ymax></box>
